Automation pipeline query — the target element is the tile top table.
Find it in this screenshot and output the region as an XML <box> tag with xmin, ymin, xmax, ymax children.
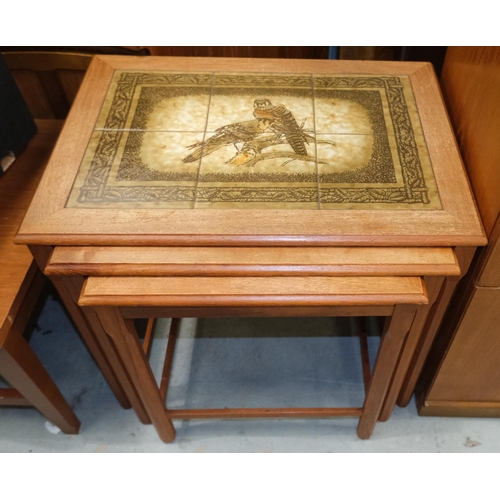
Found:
<box><xmin>16</xmin><ymin>56</ymin><xmax>486</xmax><ymax>247</ymax></box>
<box><xmin>15</xmin><ymin>56</ymin><xmax>486</xmax><ymax>441</ymax></box>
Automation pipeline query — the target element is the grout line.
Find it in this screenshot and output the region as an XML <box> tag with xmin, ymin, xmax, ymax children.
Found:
<box><xmin>193</xmin><ymin>73</ymin><xmax>215</xmax><ymax>208</ymax></box>
<box><xmin>311</xmin><ymin>74</ymin><xmax>321</xmax><ymax>209</ymax></box>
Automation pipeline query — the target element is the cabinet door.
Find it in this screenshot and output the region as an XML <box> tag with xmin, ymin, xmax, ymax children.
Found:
<box><xmin>425</xmin><ymin>285</ymin><xmax>500</xmax><ymax>404</ymax></box>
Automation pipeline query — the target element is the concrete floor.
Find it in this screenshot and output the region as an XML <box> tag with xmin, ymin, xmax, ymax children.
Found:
<box><xmin>0</xmin><ymin>290</ymin><xmax>496</xmax><ymax>452</ymax></box>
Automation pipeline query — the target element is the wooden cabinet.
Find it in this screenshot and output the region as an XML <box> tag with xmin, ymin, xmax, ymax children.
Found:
<box><xmin>418</xmin><ymin>47</ymin><xmax>500</xmax><ymax>416</ymax></box>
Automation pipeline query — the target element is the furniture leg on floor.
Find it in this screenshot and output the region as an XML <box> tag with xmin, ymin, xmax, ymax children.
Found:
<box><xmin>79</xmin><ymin>275</ymin><xmax>426</xmax><ymax>441</ymax></box>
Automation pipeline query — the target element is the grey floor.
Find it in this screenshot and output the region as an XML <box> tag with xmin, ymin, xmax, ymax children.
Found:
<box><xmin>0</xmin><ymin>289</ymin><xmax>497</xmax><ymax>453</ymax></box>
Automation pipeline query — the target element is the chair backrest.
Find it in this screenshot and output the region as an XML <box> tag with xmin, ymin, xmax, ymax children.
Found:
<box><xmin>2</xmin><ymin>51</ymin><xmax>93</xmax><ymax>119</ymax></box>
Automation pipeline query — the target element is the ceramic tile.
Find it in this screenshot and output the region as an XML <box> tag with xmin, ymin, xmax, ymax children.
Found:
<box><xmin>316</xmin><ymin>134</ymin><xmax>378</xmax><ymax>178</ymax></box>
<box><xmin>69</xmin><ymin>70</ymin><xmax>439</xmax><ymax>210</ymax></box>
<box><xmin>196</xmin><ymin>132</ymin><xmax>317</xmax><ymax>181</ymax></box>
<box><xmin>67</xmin><ymin>131</ymin><xmax>201</xmax><ymax>208</ymax></box>
<box><xmin>193</xmin><ymin>123</ymin><xmax>318</xmax><ymax>209</ymax></box>
<box><xmin>317</xmin><ymin>133</ymin><xmax>441</xmax><ymax>210</ymax></box>
<box><xmin>194</xmin><ymin>197</ymin><xmax>319</xmax><ymax>210</ymax></box>
<box><xmin>313</xmin><ymin>74</ymin><xmax>425</xmax><ymax>137</ymax></box>
<box><xmin>206</xmin><ymin>92</ymin><xmax>314</xmax><ymax>135</ymax></box>
<box><xmin>314</xmin><ymin>93</ymin><xmax>375</xmax><ymax>135</ymax></box>
<box><xmin>212</xmin><ymin>72</ymin><xmax>312</xmax><ymax>88</ymax></box>
<box><xmin>94</xmin><ymin>70</ymin><xmax>212</xmax><ymax>131</ymax></box>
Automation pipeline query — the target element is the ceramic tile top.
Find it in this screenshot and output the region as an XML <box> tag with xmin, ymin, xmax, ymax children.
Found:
<box><xmin>67</xmin><ymin>71</ymin><xmax>441</xmax><ymax>210</ymax></box>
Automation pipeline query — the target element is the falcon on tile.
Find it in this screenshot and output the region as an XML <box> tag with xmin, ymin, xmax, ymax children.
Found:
<box><xmin>182</xmin><ymin>119</ymin><xmax>268</xmax><ymax>163</ymax></box>
<box><xmin>252</xmin><ymin>99</ymin><xmax>308</xmax><ymax>156</ymax></box>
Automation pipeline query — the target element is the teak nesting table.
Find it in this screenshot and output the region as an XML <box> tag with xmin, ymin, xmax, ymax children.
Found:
<box><xmin>16</xmin><ymin>56</ymin><xmax>486</xmax><ymax>441</ymax></box>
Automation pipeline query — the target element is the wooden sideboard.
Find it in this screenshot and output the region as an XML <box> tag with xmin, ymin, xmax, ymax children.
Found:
<box><xmin>418</xmin><ymin>47</ymin><xmax>500</xmax><ymax>416</ymax></box>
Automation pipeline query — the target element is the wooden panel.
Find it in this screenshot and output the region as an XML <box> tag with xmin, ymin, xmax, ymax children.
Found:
<box><xmin>419</xmin><ymin>400</ymin><xmax>500</xmax><ymax>418</ymax></box>
<box><xmin>474</xmin><ymin>212</ymin><xmax>500</xmax><ymax>286</ymax></box>
<box><xmin>440</xmin><ymin>47</ymin><xmax>500</xmax><ymax>236</ymax></box>
<box><xmin>10</xmin><ymin>70</ymin><xmax>55</xmax><ymax>119</ymax></box>
<box><xmin>425</xmin><ymin>285</ymin><xmax>500</xmax><ymax>402</ymax></box>
<box><xmin>144</xmin><ymin>47</ymin><xmax>329</xmax><ymax>59</ymax></box>
<box><xmin>16</xmin><ymin>57</ymin><xmax>486</xmax><ymax>248</ymax></box>
<box><xmin>0</xmin><ymin>120</ymin><xmax>62</xmax><ymax>337</ymax></box>
<box><xmin>0</xmin><ymin>388</ymin><xmax>30</xmax><ymax>406</ymax></box>
<box><xmin>166</xmin><ymin>407</ymin><xmax>362</xmax><ymax>419</ymax></box>
<box><xmin>3</xmin><ymin>52</ymin><xmax>92</xmax><ymax>119</ymax></box>
<box><xmin>417</xmin><ymin>48</ymin><xmax>500</xmax><ymax>416</ymax></box>
<box><xmin>80</xmin><ymin>276</ymin><xmax>428</xmax><ymax>308</ymax></box>
<box><xmin>121</xmin><ymin>305</ymin><xmax>395</xmax><ymax>318</ymax></box>
<box><xmin>3</xmin><ymin>52</ymin><xmax>92</xmax><ymax>72</ymax></box>
<box><xmin>47</xmin><ymin>246</ymin><xmax>460</xmax><ymax>277</ymax></box>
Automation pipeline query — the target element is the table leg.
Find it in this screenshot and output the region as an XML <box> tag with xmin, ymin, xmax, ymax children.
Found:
<box><xmin>378</xmin><ymin>276</ymin><xmax>444</xmax><ymax>421</ymax></box>
<box><xmin>357</xmin><ymin>304</ymin><xmax>417</xmax><ymax>439</ymax></box>
<box><xmin>56</xmin><ymin>275</ymin><xmax>152</xmax><ymax>425</ymax></box>
<box><xmin>0</xmin><ymin>336</ymin><xmax>81</xmax><ymax>434</ymax></box>
<box><xmin>397</xmin><ymin>246</ymin><xmax>477</xmax><ymax>407</ymax></box>
<box><xmin>29</xmin><ymin>245</ymin><xmax>151</xmax><ymax>424</ymax></box>
<box><xmin>94</xmin><ymin>306</ymin><xmax>176</xmax><ymax>443</ymax></box>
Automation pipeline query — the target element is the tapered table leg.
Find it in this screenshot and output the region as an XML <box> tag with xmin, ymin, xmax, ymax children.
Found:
<box><xmin>0</xmin><ymin>336</ymin><xmax>80</xmax><ymax>434</ymax></box>
<box><xmin>379</xmin><ymin>276</ymin><xmax>444</xmax><ymax>421</ymax></box>
<box><xmin>94</xmin><ymin>306</ymin><xmax>176</xmax><ymax>443</ymax></box>
<box><xmin>30</xmin><ymin>245</ymin><xmax>151</xmax><ymax>424</ymax></box>
<box><xmin>357</xmin><ymin>304</ymin><xmax>417</xmax><ymax>439</ymax></box>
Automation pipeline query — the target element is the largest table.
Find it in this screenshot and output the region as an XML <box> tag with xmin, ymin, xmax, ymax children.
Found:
<box><xmin>16</xmin><ymin>56</ymin><xmax>486</xmax><ymax>440</ymax></box>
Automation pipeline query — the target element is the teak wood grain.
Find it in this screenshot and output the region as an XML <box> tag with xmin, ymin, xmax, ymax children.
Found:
<box><xmin>28</xmin><ymin>245</ymin><xmax>134</xmax><ymax>412</ymax></box>
<box><xmin>357</xmin><ymin>304</ymin><xmax>417</xmax><ymax>439</ymax></box>
<box><xmin>473</xmin><ymin>213</ymin><xmax>500</xmax><ymax>287</ymax></box>
<box><xmin>120</xmin><ymin>305</ymin><xmax>396</xmax><ymax>319</ymax></box>
<box><xmin>3</xmin><ymin>52</ymin><xmax>93</xmax><ymax>120</ymax></box>
<box><xmin>423</xmin><ymin>285</ymin><xmax>500</xmax><ymax>403</ymax></box>
<box><xmin>79</xmin><ymin>276</ymin><xmax>428</xmax><ymax>308</ymax></box>
<box><xmin>439</xmin><ymin>47</ymin><xmax>500</xmax><ymax>237</ymax></box>
<box><xmin>95</xmin><ymin>306</ymin><xmax>176</xmax><ymax>443</ymax></box>
<box><xmin>15</xmin><ymin>56</ymin><xmax>486</xmax><ymax>248</ymax></box>
<box><xmin>378</xmin><ymin>276</ymin><xmax>444</xmax><ymax>421</ymax></box>
<box><xmin>82</xmin><ymin>280</ymin><xmax>421</xmax><ymax>440</ymax></box>
<box><xmin>0</xmin><ymin>120</ymin><xmax>80</xmax><ymax>433</ymax></box>
<box><xmin>415</xmin><ymin>47</ymin><xmax>500</xmax><ymax>418</ymax></box>
<box><xmin>46</xmin><ymin>246</ymin><xmax>460</xmax><ymax>277</ymax></box>
<box><xmin>0</xmin><ymin>120</ymin><xmax>62</xmax><ymax>342</ymax></box>
<box><xmin>397</xmin><ymin>246</ymin><xmax>476</xmax><ymax>407</ymax></box>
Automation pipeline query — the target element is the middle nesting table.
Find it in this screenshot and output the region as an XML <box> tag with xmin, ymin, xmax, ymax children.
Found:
<box><xmin>45</xmin><ymin>245</ymin><xmax>459</xmax><ymax>440</ymax></box>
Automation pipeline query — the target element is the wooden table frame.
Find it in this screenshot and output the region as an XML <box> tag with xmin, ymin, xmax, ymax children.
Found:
<box><xmin>35</xmin><ymin>244</ymin><xmax>462</xmax><ymax>441</ymax></box>
<box><xmin>16</xmin><ymin>58</ymin><xmax>485</xmax><ymax>248</ymax></box>
<box><xmin>16</xmin><ymin>57</ymin><xmax>486</xmax><ymax>441</ymax></box>
<box><xmin>79</xmin><ymin>274</ymin><xmax>427</xmax><ymax>442</ymax></box>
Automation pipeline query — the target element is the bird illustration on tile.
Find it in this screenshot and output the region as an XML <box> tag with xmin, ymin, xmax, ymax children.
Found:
<box><xmin>182</xmin><ymin>119</ymin><xmax>268</xmax><ymax>163</ymax></box>
<box><xmin>252</xmin><ymin>99</ymin><xmax>308</xmax><ymax>156</ymax></box>
<box><xmin>182</xmin><ymin>99</ymin><xmax>314</xmax><ymax>167</ymax></box>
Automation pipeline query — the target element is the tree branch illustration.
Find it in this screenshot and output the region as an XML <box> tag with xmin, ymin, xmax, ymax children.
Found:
<box><xmin>233</xmin><ymin>133</ymin><xmax>336</xmax><ymax>168</ymax></box>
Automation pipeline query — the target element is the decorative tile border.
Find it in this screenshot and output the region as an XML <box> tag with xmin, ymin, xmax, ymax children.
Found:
<box><xmin>71</xmin><ymin>72</ymin><xmax>439</xmax><ymax>208</ymax></box>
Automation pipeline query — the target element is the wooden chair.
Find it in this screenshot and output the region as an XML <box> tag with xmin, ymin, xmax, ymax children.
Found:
<box><xmin>1</xmin><ymin>50</ymin><xmax>154</xmax><ymax>428</ymax></box>
<box><xmin>2</xmin><ymin>51</ymin><xmax>93</xmax><ymax>119</ymax></box>
<box><xmin>0</xmin><ymin>52</ymin><xmax>94</xmax><ymax>432</ymax></box>
<box><xmin>0</xmin><ymin>120</ymin><xmax>80</xmax><ymax>433</ymax></box>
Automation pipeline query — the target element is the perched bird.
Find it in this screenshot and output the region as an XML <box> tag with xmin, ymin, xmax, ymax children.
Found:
<box><xmin>182</xmin><ymin>119</ymin><xmax>267</xmax><ymax>163</ymax></box>
<box><xmin>253</xmin><ymin>99</ymin><xmax>308</xmax><ymax>156</ymax></box>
